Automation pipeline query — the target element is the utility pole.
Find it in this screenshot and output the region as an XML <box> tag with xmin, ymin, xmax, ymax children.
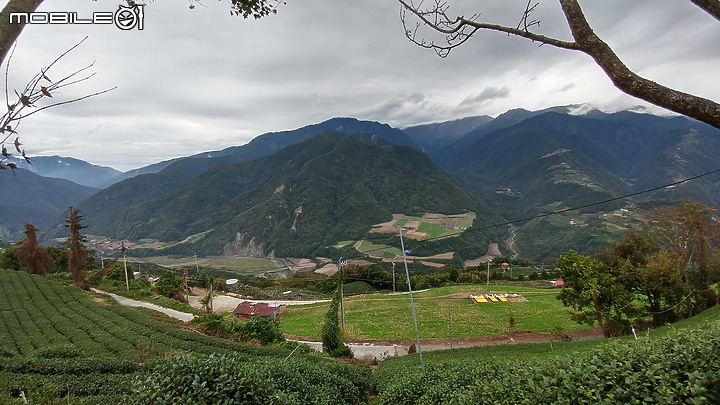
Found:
<box><xmin>182</xmin><ymin>268</ymin><xmax>189</xmax><ymax>304</ymax></box>
<box><xmin>487</xmin><ymin>258</ymin><xmax>492</xmax><ymax>285</ymax></box>
<box><xmin>339</xmin><ymin>257</ymin><xmax>345</xmax><ymax>334</ymax></box>
<box><xmin>122</xmin><ymin>242</ymin><xmax>129</xmax><ymax>290</ymax></box>
<box><xmin>208</xmin><ymin>278</ymin><xmax>213</xmax><ymax>312</ymax></box>
<box><xmin>448</xmin><ymin>305</ymin><xmax>453</xmax><ymax>350</ymax></box>
<box><xmin>392</xmin><ymin>262</ymin><xmax>396</xmax><ymax>293</ymax></box>
<box><xmin>399</xmin><ymin>227</ymin><xmax>423</xmax><ymax>367</ymax></box>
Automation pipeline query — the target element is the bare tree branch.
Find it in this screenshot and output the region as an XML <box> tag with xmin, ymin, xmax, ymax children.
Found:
<box><xmin>516</xmin><ymin>1</ymin><xmax>541</xmax><ymax>32</ymax></box>
<box><xmin>398</xmin><ymin>0</ymin><xmax>720</xmax><ymax>129</ymax></box>
<box><xmin>558</xmin><ymin>0</ymin><xmax>720</xmax><ymax>129</ymax></box>
<box><xmin>0</xmin><ymin>37</ymin><xmax>116</xmax><ymax>171</ymax></box>
<box><xmin>399</xmin><ymin>0</ymin><xmax>577</xmax><ymax>58</ymax></box>
<box><xmin>20</xmin><ymin>86</ymin><xmax>117</xmax><ymax>120</ymax></box>
<box><xmin>0</xmin><ymin>0</ymin><xmax>43</xmax><ymax>66</ymax></box>
<box><xmin>691</xmin><ymin>0</ymin><xmax>720</xmax><ymax>21</ymax></box>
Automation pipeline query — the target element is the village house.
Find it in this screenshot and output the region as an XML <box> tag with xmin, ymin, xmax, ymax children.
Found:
<box><xmin>232</xmin><ymin>301</ymin><xmax>283</xmax><ymax>319</ymax></box>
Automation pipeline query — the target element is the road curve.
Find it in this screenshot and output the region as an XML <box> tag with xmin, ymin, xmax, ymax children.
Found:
<box><xmin>91</xmin><ymin>288</ymin><xmax>196</xmax><ymax>322</ymax></box>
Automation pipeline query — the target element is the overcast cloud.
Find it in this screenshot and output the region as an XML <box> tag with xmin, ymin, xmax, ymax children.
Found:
<box><xmin>4</xmin><ymin>0</ymin><xmax>719</xmax><ymax>171</ymax></box>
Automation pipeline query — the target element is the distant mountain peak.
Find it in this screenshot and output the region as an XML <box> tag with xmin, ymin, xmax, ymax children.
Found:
<box><xmin>7</xmin><ymin>155</ymin><xmax>121</xmax><ymax>189</ymax></box>
<box><xmin>565</xmin><ymin>103</ymin><xmax>596</xmax><ymax>116</ymax></box>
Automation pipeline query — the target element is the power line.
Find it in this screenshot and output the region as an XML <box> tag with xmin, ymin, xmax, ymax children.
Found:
<box><xmin>477</xmin><ymin>168</ymin><xmax>720</xmax><ymax>230</ymax></box>
<box><xmin>345</xmin><ymin>168</ymin><xmax>720</xmax><ymax>258</ymax></box>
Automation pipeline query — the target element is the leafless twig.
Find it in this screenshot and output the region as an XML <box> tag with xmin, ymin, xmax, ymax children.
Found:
<box><xmin>398</xmin><ymin>0</ymin><xmax>577</xmax><ymax>58</ymax></box>
<box><xmin>0</xmin><ymin>36</ymin><xmax>116</xmax><ymax>172</ymax></box>
<box><xmin>516</xmin><ymin>0</ymin><xmax>541</xmax><ymax>32</ymax></box>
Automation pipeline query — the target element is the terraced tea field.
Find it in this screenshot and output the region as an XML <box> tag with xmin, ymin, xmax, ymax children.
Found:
<box><xmin>0</xmin><ymin>269</ymin><xmax>369</xmax><ymax>404</ymax></box>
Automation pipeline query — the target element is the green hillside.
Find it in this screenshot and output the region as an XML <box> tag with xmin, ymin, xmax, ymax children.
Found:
<box><xmin>2</xmin><ymin>267</ymin><xmax>718</xmax><ymax>403</ymax></box>
<box><xmin>79</xmin><ymin>133</ymin><xmax>502</xmax><ymax>258</ymax></box>
<box><xmin>0</xmin><ymin>169</ymin><xmax>96</xmax><ymax>241</ymax></box>
<box><xmin>442</xmin><ymin>112</ymin><xmax>720</xmax><ymax>260</ymax></box>
<box><xmin>0</xmin><ymin>269</ymin><xmax>370</xmax><ymax>404</ymax></box>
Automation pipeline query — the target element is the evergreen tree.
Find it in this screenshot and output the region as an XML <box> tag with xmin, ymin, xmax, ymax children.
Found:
<box><xmin>321</xmin><ymin>288</ymin><xmax>353</xmax><ymax>358</ymax></box>
<box><xmin>65</xmin><ymin>207</ymin><xmax>89</xmax><ymax>289</ymax></box>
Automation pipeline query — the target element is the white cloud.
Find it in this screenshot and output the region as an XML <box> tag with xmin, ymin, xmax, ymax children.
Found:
<box><xmin>1</xmin><ymin>0</ymin><xmax>716</xmax><ymax>170</ymax></box>
<box><xmin>459</xmin><ymin>86</ymin><xmax>511</xmax><ymax>108</ymax></box>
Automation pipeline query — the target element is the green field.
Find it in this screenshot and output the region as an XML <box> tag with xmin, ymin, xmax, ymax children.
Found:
<box><xmin>3</xmin><ymin>268</ymin><xmax>718</xmax><ymax>404</ymax></box>
<box><xmin>373</xmin><ymin>305</ymin><xmax>720</xmax><ymax>404</ymax></box>
<box><xmin>356</xmin><ymin>240</ymin><xmax>403</xmax><ymax>259</ymax></box>
<box><xmin>280</xmin><ymin>285</ymin><xmax>583</xmax><ymax>339</ymax></box>
<box><xmin>333</xmin><ymin>240</ymin><xmax>355</xmax><ymax>249</ymax></box>
<box><xmin>416</xmin><ymin>220</ymin><xmax>456</xmax><ymax>238</ymax></box>
<box><xmin>141</xmin><ymin>255</ymin><xmax>278</xmax><ymax>276</ymax></box>
<box><xmin>0</xmin><ymin>269</ymin><xmax>369</xmax><ymax>404</ymax></box>
<box><xmin>393</xmin><ymin>218</ymin><xmax>408</xmax><ymax>228</ymax></box>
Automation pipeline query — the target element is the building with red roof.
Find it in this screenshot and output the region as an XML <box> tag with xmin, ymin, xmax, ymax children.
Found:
<box><xmin>232</xmin><ymin>301</ymin><xmax>283</xmax><ymax>319</ymax></box>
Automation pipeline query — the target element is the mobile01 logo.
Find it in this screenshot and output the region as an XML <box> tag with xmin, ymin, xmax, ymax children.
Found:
<box><xmin>9</xmin><ymin>4</ymin><xmax>144</xmax><ymax>30</ymax></box>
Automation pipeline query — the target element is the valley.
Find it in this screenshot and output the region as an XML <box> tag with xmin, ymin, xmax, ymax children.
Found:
<box><xmin>3</xmin><ymin>106</ymin><xmax>719</xmax><ymax>268</ymax></box>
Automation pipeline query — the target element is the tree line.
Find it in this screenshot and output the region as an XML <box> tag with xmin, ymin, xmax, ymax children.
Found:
<box><xmin>1</xmin><ymin>207</ymin><xmax>90</xmax><ymax>288</ymax></box>
<box><xmin>557</xmin><ymin>199</ymin><xmax>720</xmax><ymax>337</ymax></box>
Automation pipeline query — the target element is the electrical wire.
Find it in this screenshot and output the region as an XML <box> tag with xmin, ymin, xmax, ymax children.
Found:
<box><xmin>476</xmin><ymin>167</ymin><xmax>720</xmax><ymax>230</ymax></box>
<box><xmin>351</xmin><ymin>167</ymin><xmax>720</xmax><ymax>259</ymax></box>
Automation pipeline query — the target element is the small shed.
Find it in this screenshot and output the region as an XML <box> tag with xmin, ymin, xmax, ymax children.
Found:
<box><xmin>232</xmin><ymin>301</ymin><xmax>283</xmax><ymax>319</ymax></box>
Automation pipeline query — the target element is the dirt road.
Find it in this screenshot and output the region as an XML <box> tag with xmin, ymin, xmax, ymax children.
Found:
<box><xmin>91</xmin><ymin>289</ymin><xmax>196</xmax><ymax>322</ymax></box>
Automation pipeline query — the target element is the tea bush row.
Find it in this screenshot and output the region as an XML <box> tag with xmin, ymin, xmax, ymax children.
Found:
<box><xmin>0</xmin><ymin>269</ymin><xmax>289</xmax><ymax>360</ymax></box>
<box><xmin>374</xmin><ymin>320</ymin><xmax>720</xmax><ymax>404</ymax></box>
<box><xmin>133</xmin><ymin>353</ymin><xmax>372</xmax><ymax>405</ymax></box>
<box><xmin>0</xmin><ymin>370</ymin><xmax>138</xmax><ymax>404</ymax></box>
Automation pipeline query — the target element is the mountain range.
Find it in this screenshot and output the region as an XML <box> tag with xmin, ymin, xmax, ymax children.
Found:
<box><xmin>5</xmin><ymin>107</ymin><xmax>719</xmax><ymax>263</ymax></box>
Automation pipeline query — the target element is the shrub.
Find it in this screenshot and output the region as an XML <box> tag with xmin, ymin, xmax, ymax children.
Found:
<box><xmin>192</xmin><ymin>313</ymin><xmax>231</xmax><ymax>337</ymax></box>
<box><xmin>0</xmin><ymin>346</ymin><xmax>16</xmax><ymax>358</ymax></box>
<box><xmin>133</xmin><ymin>353</ymin><xmax>371</xmax><ymax>404</ymax></box>
<box><xmin>155</xmin><ymin>271</ymin><xmax>182</xmax><ymax>298</ymax></box>
<box><xmin>239</xmin><ymin>317</ymin><xmax>285</xmax><ymax>345</ymax></box>
<box><xmin>374</xmin><ymin>319</ymin><xmax>720</xmax><ymax>404</ymax></box>
<box><xmin>32</xmin><ymin>344</ymin><xmax>83</xmax><ymax>359</ymax></box>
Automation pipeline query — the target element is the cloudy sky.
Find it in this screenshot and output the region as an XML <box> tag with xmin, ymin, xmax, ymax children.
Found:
<box><xmin>4</xmin><ymin>0</ymin><xmax>719</xmax><ymax>171</ymax></box>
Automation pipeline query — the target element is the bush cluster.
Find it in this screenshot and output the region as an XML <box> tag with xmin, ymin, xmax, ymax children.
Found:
<box><xmin>133</xmin><ymin>353</ymin><xmax>371</xmax><ymax>405</ymax></box>
<box><xmin>192</xmin><ymin>314</ymin><xmax>285</xmax><ymax>345</ymax></box>
<box><xmin>374</xmin><ymin>319</ymin><xmax>720</xmax><ymax>404</ymax></box>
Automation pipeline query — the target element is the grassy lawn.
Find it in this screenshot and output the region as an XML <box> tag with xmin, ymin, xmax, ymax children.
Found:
<box><xmin>141</xmin><ymin>255</ymin><xmax>278</xmax><ymax>276</ymax></box>
<box><xmin>357</xmin><ymin>240</ymin><xmax>402</xmax><ymax>258</ymax></box>
<box><xmin>333</xmin><ymin>240</ymin><xmax>355</xmax><ymax>248</ymax></box>
<box><xmin>393</xmin><ymin>218</ymin><xmax>409</xmax><ymax>227</ymax></box>
<box><xmin>453</xmin><ymin>212</ymin><xmax>476</xmax><ymax>229</ymax></box>
<box><xmin>204</xmin><ymin>257</ymin><xmax>278</xmax><ymax>272</ymax></box>
<box><xmin>280</xmin><ymin>284</ymin><xmax>582</xmax><ymax>339</ymax></box>
<box><xmin>417</xmin><ymin>220</ymin><xmax>456</xmax><ymax>238</ymax></box>
<box><xmin>379</xmin><ymin>304</ymin><xmax>720</xmax><ymax>370</ymax></box>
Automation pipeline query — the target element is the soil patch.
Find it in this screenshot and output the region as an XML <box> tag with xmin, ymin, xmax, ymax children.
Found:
<box><xmin>286</xmin><ymin>327</ymin><xmax>604</xmax><ymax>349</ymax></box>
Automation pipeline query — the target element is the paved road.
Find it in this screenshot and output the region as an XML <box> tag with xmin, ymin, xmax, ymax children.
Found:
<box><xmin>91</xmin><ymin>289</ymin><xmax>196</xmax><ymax>322</ymax></box>
<box><xmin>293</xmin><ymin>340</ymin><xmax>409</xmax><ymax>361</ymax></box>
